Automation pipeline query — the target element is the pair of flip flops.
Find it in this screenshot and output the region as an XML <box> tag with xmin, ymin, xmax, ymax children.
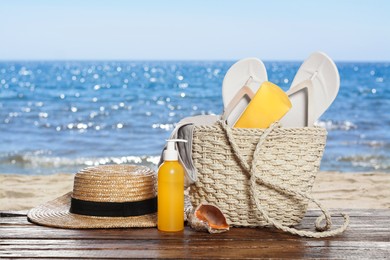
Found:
<box><xmin>222</xmin><ymin>52</ymin><xmax>340</xmax><ymax>127</ymax></box>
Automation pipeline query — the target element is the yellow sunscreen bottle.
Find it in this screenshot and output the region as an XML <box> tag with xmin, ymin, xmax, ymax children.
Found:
<box><xmin>234</xmin><ymin>81</ymin><xmax>292</xmax><ymax>129</ymax></box>
<box><xmin>158</xmin><ymin>139</ymin><xmax>187</xmax><ymax>232</ymax></box>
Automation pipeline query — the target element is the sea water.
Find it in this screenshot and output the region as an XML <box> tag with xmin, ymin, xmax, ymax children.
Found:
<box><xmin>0</xmin><ymin>61</ymin><xmax>389</xmax><ymax>174</ymax></box>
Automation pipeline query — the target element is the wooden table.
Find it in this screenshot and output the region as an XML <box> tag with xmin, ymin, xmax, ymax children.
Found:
<box><xmin>1</xmin><ymin>209</ymin><xmax>389</xmax><ymax>259</ymax></box>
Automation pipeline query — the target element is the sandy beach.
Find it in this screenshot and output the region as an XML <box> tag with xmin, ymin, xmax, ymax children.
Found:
<box><xmin>1</xmin><ymin>171</ymin><xmax>389</xmax><ymax>211</ymax></box>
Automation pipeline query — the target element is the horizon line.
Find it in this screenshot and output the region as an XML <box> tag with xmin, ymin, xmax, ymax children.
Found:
<box><xmin>0</xmin><ymin>58</ymin><xmax>389</xmax><ymax>63</ymax></box>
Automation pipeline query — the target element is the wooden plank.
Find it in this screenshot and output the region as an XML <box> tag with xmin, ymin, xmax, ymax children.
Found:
<box><xmin>2</xmin><ymin>239</ymin><xmax>390</xmax><ymax>249</ymax></box>
<box><xmin>1</xmin><ymin>247</ymin><xmax>389</xmax><ymax>259</ymax></box>
<box><xmin>0</xmin><ymin>225</ymin><xmax>389</xmax><ymax>243</ymax></box>
<box><xmin>2</xmin><ymin>213</ymin><xmax>390</xmax><ymax>241</ymax></box>
<box><xmin>4</xmin><ymin>217</ymin><xmax>390</xmax><ymax>231</ymax></box>
<box><xmin>1</xmin><ymin>209</ymin><xmax>390</xmax><ymax>220</ymax></box>
<box><xmin>0</xmin><ymin>210</ymin><xmax>28</xmax><ymax>217</ymax></box>
<box><xmin>0</xmin><ymin>216</ymin><xmax>390</xmax><ymax>229</ymax></box>
<box><xmin>2</xmin><ymin>209</ymin><xmax>390</xmax><ymax>225</ymax></box>
<box><xmin>1</xmin><ymin>209</ymin><xmax>390</xmax><ymax>259</ymax></box>
<box><xmin>1</xmin><ymin>237</ymin><xmax>390</xmax><ymax>258</ymax></box>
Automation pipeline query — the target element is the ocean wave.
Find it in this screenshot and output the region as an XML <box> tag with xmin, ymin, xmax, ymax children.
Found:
<box><xmin>340</xmin><ymin>140</ymin><xmax>389</xmax><ymax>148</ymax></box>
<box><xmin>337</xmin><ymin>155</ymin><xmax>390</xmax><ymax>171</ymax></box>
<box><xmin>0</xmin><ymin>152</ymin><xmax>161</xmax><ymax>174</ymax></box>
<box><xmin>315</xmin><ymin>120</ymin><xmax>357</xmax><ymax>131</ymax></box>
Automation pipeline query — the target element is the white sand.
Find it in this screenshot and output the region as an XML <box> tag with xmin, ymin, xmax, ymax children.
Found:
<box><xmin>0</xmin><ymin>172</ymin><xmax>389</xmax><ymax>211</ymax></box>
<box><xmin>309</xmin><ymin>171</ymin><xmax>390</xmax><ymax>209</ymax></box>
<box><xmin>0</xmin><ymin>173</ymin><xmax>74</xmax><ymax>211</ymax></box>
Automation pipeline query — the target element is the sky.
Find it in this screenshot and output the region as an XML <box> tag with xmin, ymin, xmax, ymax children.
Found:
<box><xmin>0</xmin><ymin>0</ymin><xmax>389</xmax><ymax>61</ymax></box>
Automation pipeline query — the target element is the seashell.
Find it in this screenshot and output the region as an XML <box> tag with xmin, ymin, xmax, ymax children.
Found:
<box><xmin>188</xmin><ymin>203</ymin><xmax>229</xmax><ymax>233</ymax></box>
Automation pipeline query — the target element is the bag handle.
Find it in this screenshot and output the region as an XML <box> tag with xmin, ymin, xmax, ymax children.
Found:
<box><xmin>219</xmin><ymin>121</ymin><xmax>349</xmax><ymax>238</ymax></box>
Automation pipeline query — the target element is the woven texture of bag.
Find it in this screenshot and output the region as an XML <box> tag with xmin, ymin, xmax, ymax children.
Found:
<box><xmin>190</xmin><ymin>122</ymin><xmax>327</xmax><ymax>227</ymax></box>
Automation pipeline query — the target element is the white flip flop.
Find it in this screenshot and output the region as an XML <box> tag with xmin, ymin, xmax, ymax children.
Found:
<box><xmin>222</xmin><ymin>58</ymin><xmax>268</xmax><ymax>126</ymax></box>
<box><xmin>280</xmin><ymin>52</ymin><xmax>340</xmax><ymax>127</ymax></box>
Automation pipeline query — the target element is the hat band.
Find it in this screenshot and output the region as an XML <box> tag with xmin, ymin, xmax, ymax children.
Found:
<box><xmin>70</xmin><ymin>197</ymin><xmax>157</xmax><ymax>217</ymax></box>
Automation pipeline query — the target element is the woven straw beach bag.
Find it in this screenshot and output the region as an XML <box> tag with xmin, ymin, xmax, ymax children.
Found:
<box><xmin>190</xmin><ymin>121</ymin><xmax>349</xmax><ymax>238</ymax></box>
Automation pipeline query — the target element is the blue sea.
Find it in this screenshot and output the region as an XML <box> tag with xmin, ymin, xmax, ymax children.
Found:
<box><xmin>0</xmin><ymin>61</ymin><xmax>389</xmax><ymax>174</ymax></box>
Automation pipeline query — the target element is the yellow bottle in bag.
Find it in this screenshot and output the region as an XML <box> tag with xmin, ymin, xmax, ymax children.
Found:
<box><xmin>234</xmin><ymin>81</ymin><xmax>292</xmax><ymax>128</ymax></box>
<box><xmin>158</xmin><ymin>139</ymin><xmax>186</xmax><ymax>232</ymax></box>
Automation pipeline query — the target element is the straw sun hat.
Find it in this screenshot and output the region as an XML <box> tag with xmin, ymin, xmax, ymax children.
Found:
<box><xmin>28</xmin><ymin>165</ymin><xmax>157</xmax><ymax>229</ymax></box>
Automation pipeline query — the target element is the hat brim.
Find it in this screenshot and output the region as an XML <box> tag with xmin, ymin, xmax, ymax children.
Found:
<box><xmin>27</xmin><ymin>192</ymin><xmax>157</xmax><ymax>229</ymax></box>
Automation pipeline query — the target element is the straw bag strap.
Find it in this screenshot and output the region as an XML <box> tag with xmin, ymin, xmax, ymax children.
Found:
<box><xmin>219</xmin><ymin>121</ymin><xmax>350</xmax><ymax>238</ymax></box>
